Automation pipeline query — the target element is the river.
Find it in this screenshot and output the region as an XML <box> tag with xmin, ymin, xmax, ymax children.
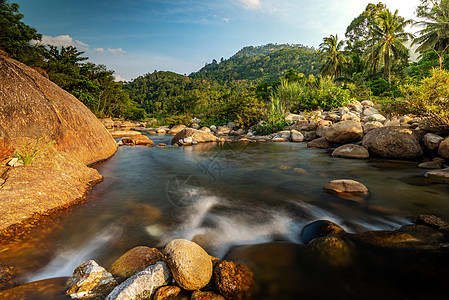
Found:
<box><xmin>1</xmin><ymin>133</ymin><xmax>449</xmax><ymax>298</ymax></box>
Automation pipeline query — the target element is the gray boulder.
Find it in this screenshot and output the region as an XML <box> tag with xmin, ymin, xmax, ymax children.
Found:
<box><xmin>106</xmin><ymin>262</ymin><xmax>171</xmax><ymax>300</ymax></box>
<box><xmin>362</xmin><ymin>126</ymin><xmax>423</xmax><ymax>160</ymax></box>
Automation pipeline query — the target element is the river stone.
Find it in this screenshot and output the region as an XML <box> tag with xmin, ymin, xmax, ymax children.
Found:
<box><xmin>423</xmin><ymin>133</ymin><xmax>444</xmax><ymax>151</ymax></box>
<box><xmin>168</xmin><ymin>125</ymin><xmax>186</xmax><ymax>135</ymax></box>
<box><xmin>278</xmin><ymin>130</ymin><xmax>291</xmax><ymax>140</ymax></box>
<box><xmin>272</xmin><ymin>137</ymin><xmax>286</xmax><ymax>142</ymax></box>
<box><xmin>414</xmin><ymin>214</ymin><xmax>449</xmax><ymax>231</ymax></box>
<box><xmin>368</xmin><ymin>113</ymin><xmax>387</xmax><ymax>123</ymax></box>
<box><xmin>325</xmin><ymin>120</ymin><xmax>363</xmax><ymax>143</ymax></box>
<box><xmin>307</xmin><ymin>236</ymin><xmax>352</xmax><ymax>268</ymax></box>
<box><xmin>285</xmin><ymin>113</ymin><xmax>305</xmax><ymax>123</ymax></box>
<box><xmin>307</xmin><ymin>137</ymin><xmax>332</xmax><ymax>149</ymax></box>
<box><xmin>316</xmin><ymin>125</ymin><xmax>330</xmax><ymax>137</ymax></box>
<box><xmin>362</xmin><ymin>126</ymin><xmax>423</xmax><ymax>160</ymax></box>
<box><xmin>324</xmin><ymin>179</ymin><xmax>368</xmax><ymax>196</ymax></box>
<box><xmin>214</xmin><ymin>260</ymin><xmax>255</xmax><ymax>300</ymax></box>
<box><xmin>363</xmin><ymin>107</ymin><xmax>380</xmax><ymax>116</ymax></box>
<box><xmin>291</xmin><ymin>130</ymin><xmax>304</xmax><ymax>142</ymax></box>
<box><xmin>109</xmin><ymin>246</ymin><xmax>164</xmax><ymax>282</ymax></box>
<box><xmin>363</xmin><ymin>121</ymin><xmax>383</xmax><ymax>134</ymax></box>
<box><xmin>153</xmin><ymin>286</ymin><xmax>181</xmax><ymax>300</ymax></box>
<box><xmin>171</xmin><ymin>129</ymin><xmax>218</xmax><ymax>145</ymax></box>
<box><xmin>301</xmin><ymin>220</ymin><xmax>345</xmax><ymax>244</ymax></box>
<box><xmin>200</xmin><ymin>127</ymin><xmax>212</xmax><ymax>133</ymax></box>
<box><xmin>418</xmin><ymin>161</ymin><xmax>443</xmax><ymax>169</ymax></box>
<box><xmin>351</xmin><ymin>231</ymin><xmax>417</xmax><ymax>248</ymax></box>
<box><xmin>121</xmin><ymin>134</ymin><xmax>154</xmax><ymax>146</ymax></box>
<box><xmin>111</xmin><ymin>130</ymin><xmax>143</xmax><ymax>138</ymax></box>
<box><xmin>217</xmin><ymin>126</ymin><xmax>231</xmax><ymax>135</ymax></box>
<box><xmin>164</xmin><ymin>239</ymin><xmax>213</xmax><ymax>290</ymax></box>
<box><xmin>66</xmin><ymin>260</ymin><xmax>117</xmax><ymax>299</ymax></box>
<box><xmin>332</xmin><ymin>144</ymin><xmax>369</xmax><ymax>159</ymax></box>
<box><xmin>361</xmin><ymin>100</ymin><xmax>374</xmax><ymax>107</ymax></box>
<box><xmin>304</xmin><ymin>131</ymin><xmax>317</xmax><ymax>141</ymax></box>
<box><xmin>106</xmin><ymin>262</ymin><xmax>171</xmax><ymax>300</ymax></box>
<box><xmin>191</xmin><ymin>290</ymin><xmax>226</xmax><ymax>300</ymax></box>
<box><xmin>438</xmin><ymin>137</ymin><xmax>449</xmax><ymax>158</ymax></box>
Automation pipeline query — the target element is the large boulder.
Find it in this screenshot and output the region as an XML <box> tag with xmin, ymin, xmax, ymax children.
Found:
<box><xmin>307</xmin><ymin>137</ymin><xmax>332</xmax><ymax>149</ymax></box>
<box><xmin>106</xmin><ymin>262</ymin><xmax>171</xmax><ymax>300</ymax></box>
<box><xmin>109</xmin><ymin>246</ymin><xmax>164</xmax><ymax>282</ymax></box>
<box><xmin>332</xmin><ymin>144</ymin><xmax>369</xmax><ymax>159</ymax></box>
<box><xmin>168</xmin><ymin>125</ymin><xmax>187</xmax><ymax>135</ymax></box>
<box><xmin>325</xmin><ymin>120</ymin><xmax>363</xmax><ymax>143</ymax></box>
<box><xmin>438</xmin><ymin>137</ymin><xmax>449</xmax><ymax>159</ymax></box>
<box><xmin>66</xmin><ymin>260</ymin><xmax>117</xmax><ymax>299</ymax></box>
<box><xmin>214</xmin><ymin>260</ymin><xmax>255</xmax><ymax>300</ymax></box>
<box><xmin>171</xmin><ymin>129</ymin><xmax>218</xmax><ymax>145</ymax></box>
<box><xmin>362</xmin><ymin>126</ymin><xmax>423</xmax><ymax>160</ymax></box>
<box><xmin>0</xmin><ymin>53</ymin><xmax>117</xmax><ymax>166</ymax></box>
<box><xmin>164</xmin><ymin>239</ymin><xmax>213</xmax><ymax>290</ymax></box>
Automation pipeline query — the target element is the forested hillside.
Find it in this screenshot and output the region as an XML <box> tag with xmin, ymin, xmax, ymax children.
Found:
<box><xmin>190</xmin><ymin>44</ymin><xmax>320</xmax><ymax>84</ymax></box>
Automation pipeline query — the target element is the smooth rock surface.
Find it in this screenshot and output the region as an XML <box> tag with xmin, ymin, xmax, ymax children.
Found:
<box><xmin>425</xmin><ymin>168</ymin><xmax>449</xmax><ymax>182</ymax></box>
<box><xmin>323</xmin><ymin>179</ymin><xmax>369</xmax><ymax>195</ymax></box>
<box><xmin>301</xmin><ymin>220</ymin><xmax>345</xmax><ymax>244</ymax></box>
<box><xmin>164</xmin><ymin>239</ymin><xmax>213</xmax><ymax>290</ymax></box>
<box><xmin>325</xmin><ymin>120</ymin><xmax>363</xmax><ymax>143</ymax></box>
<box><xmin>332</xmin><ymin>144</ymin><xmax>369</xmax><ymax>159</ymax></box>
<box><xmin>424</xmin><ymin>133</ymin><xmax>444</xmax><ymax>151</ymax></box>
<box><xmin>121</xmin><ymin>134</ymin><xmax>154</xmax><ymax>146</ymax></box>
<box><xmin>106</xmin><ymin>262</ymin><xmax>171</xmax><ymax>300</ymax></box>
<box><xmin>307</xmin><ymin>137</ymin><xmax>332</xmax><ymax>149</ymax></box>
<box><xmin>168</xmin><ymin>125</ymin><xmax>186</xmax><ymax>135</ymax></box>
<box><xmin>291</xmin><ymin>130</ymin><xmax>304</xmax><ymax>142</ymax></box>
<box><xmin>109</xmin><ymin>246</ymin><xmax>164</xmax><ymax>282</ymax></box>
<box><xmin>438</xmin><ymin>137</ymin><xmax>449</xmax><ymax>158</ymax></box>
<box><xmin>66</xmin><ymin>260</ymin><xmax>117</xmax><ymax>299</ymax></box>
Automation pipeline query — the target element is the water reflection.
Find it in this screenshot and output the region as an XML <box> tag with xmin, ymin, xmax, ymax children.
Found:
<box><xmin>0</xmin><ymin>134</ymin><xmax>448</xmax><ymax>284</ymax></box>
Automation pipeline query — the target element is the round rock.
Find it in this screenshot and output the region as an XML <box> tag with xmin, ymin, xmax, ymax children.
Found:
<box><xmin>301</xmin><ymin>220</ymin><xmax>345</xmax><ymax>244</ymax></box>
<box><xmin>109</xmin><ymin>246</ymin><xmax>164</xmax><ymax>282</ymax></box>
<box><xmin>164</xmin><ymin>239</ymin><xmax>212</xmax><ymax>290</ymax></box>
<box><xmin>325</xmin><ymin>120</ymin><xmax>363</xmax><ymax>143</ymax></box>
<box><xmin>362</xmin><ymin>126</ymin><xmax>423</xmax><ymax>160</ymax></box>
<box><xmin>324</xmin><ymin>179</ymin><xmax>368</xmax><ymax>195</ymax></box>
<box><xmin>438</xmin><ymin>137</ymin><xmax>449</xmax><ymax>159</ymax></box>
<box><xmin>332</xmin><ymin>144</ymin><xmax>369</xmax><ymax>159</ymax></box>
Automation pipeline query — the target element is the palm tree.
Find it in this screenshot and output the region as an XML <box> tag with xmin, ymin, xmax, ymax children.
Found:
<box><xmin>318</xmin><ymin>34</ymin><xmax>348</xmax><ymax>80</ymax></box>
<box><xmin>414</xmin><ymin>0</ymin><xmax>449</xmax><ymax>68</ymax></box>
<box><xmin>367</xmin><ymin>9</ymin><xmax>414</xmax><ymax>86</ymax></box>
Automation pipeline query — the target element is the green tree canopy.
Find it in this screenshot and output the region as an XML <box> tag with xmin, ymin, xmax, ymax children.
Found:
<box><xmin>318</xmin><ymin>34</ymin><xmax>348</xmax><ymax>79</ymax></box>
<box><xmin>0</xmin><ymin>0</ymin><xmax>42</xmax><ymax>63</ymax></box>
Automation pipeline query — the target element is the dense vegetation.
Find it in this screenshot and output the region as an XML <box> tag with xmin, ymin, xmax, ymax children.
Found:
<box><xmin>190</xmin><ymin>44</ymin><xmax>320</xmax><ymax>84</ymax></box>
<box><xmin>2</xmin><ymin>0</ymin><xmax>449</xmax><ymax>132</ymax></box>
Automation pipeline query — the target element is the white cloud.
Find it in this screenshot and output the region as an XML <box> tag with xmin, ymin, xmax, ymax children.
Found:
<box><xmin>94</xmin><ymin>48</ymin><xmax>105</xmax><ymax>54</ymax></box>
<box><xmin>40</xmin><ymin>35</ymin><xmax>89</xmax><ymax>51</ymax></box>
<box><xmin>114</xmin><ymin>74</ymin><xmax>128</xmax><ymax>82</ymax></box>
<box><xmin>108</xmin><ymin>48</ymin><xmax>126</xmax><ymax>55</ymax></box>
<box><xmin>240</xmin><ymin>0</ymin><xmax>262</xmax><ymax>9</ymax></box>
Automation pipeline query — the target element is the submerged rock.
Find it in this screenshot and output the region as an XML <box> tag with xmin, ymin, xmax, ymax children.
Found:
<box><xmin>425</xmin><ymin>168</ymin><xmax>449</xmax><ymax>182</ymax></box>
<box><xmin>414</xmin><ymin>214</ymin><xmax>449</xmax><ymax>230</ymax></box>
<box><xmin>307</xmin><ymin>236</ymin><xmax>352</xmax><ymax>268</ymax></box>
<box><xmin>106</xmin><ymin>262</ymin><xmax>171</xmax><ymax>300</ymax></box>
<box><xmin>214</xmin><ymin>260</ymin><xmax>255</xmax><ymax>300</ymax></box>
<box><xmin>109</xmin><ymin>246</ymin><xmax>164</xmax><ymax>283</ymax></box>
<box><xmin>66</xmin><ymin>260</ymin><xmax>117</xmax><ymax>299</ymax></box>
<box><xmin>121</xmin><ymin>134</ymin><xmax>154</xmax><ymax>146</ymax></box>
<box><xmin>301</xmin><ymin>220</ymin><xmax>345</xmax><ymax>244</ymax></box>
<box><xmin>164</xmin><ymin>239</ymin><xmax>212</xmax><ymax>290</ymax></box>
<box><xmin>332</xmin><ymin>144</ymin><xmax>369</xmax><ymax>159</ymax></box>
<box><xmin>362</xmin><ymin>126</ymin><xmax>423</xmax><ymax>160</ymax></box>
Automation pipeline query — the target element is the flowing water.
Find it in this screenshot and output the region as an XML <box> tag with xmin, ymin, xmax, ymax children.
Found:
<box><xmin>2</xmin><ymin>134</ymin><xmax>449</xmax><ymax>295</ymax></box>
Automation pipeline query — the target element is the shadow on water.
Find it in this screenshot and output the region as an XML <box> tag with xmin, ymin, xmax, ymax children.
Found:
<box><xmin>1</xmin><ymin>134</ymin><xmax>449</xmax><ymax>298</ymax></box>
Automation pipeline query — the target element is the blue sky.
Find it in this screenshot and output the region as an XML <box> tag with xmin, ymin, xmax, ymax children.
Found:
<box><xmin>16</xmin><ymin>0</ymin><xmax>421</xmax><ymax>81</ymax></box>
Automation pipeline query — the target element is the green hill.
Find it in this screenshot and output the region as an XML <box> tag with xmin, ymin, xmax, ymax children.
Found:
<box><xmin>190</xmin><ymin>43</ymin><xmax>321</xmax><ymax>84</ymax></box>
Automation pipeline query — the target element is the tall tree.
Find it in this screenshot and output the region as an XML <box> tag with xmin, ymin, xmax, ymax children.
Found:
<box><xmin>318</xmin><ymin>34</ymin><xmax>348</xmax><ymax>80</ymax></box>
<box><xmin>414</xmin><ymin>0</ymin><xmax>449</xmax><ymax>68</ymax></box>
<box><xmin>0</xmin><ymin>0</ymin><xmax>42</xmax><ymax>63</ymax></box>
<box><xmin>367</xmin><ymin>9</ymin><xmax>413</xmax><ymax>86</ymax></box>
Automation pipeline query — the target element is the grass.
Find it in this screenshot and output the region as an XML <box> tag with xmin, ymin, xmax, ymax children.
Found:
<box><xmin>14</xmin><ymin>137</ymin><xmax>54</xmax><ymax>165</ymax></box>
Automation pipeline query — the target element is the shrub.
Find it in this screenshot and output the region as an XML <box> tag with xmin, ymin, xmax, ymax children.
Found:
<box><xmin>399</xmin><ymin>68</ymin><xmax>449</xmax><ymax>129</ymax></box>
